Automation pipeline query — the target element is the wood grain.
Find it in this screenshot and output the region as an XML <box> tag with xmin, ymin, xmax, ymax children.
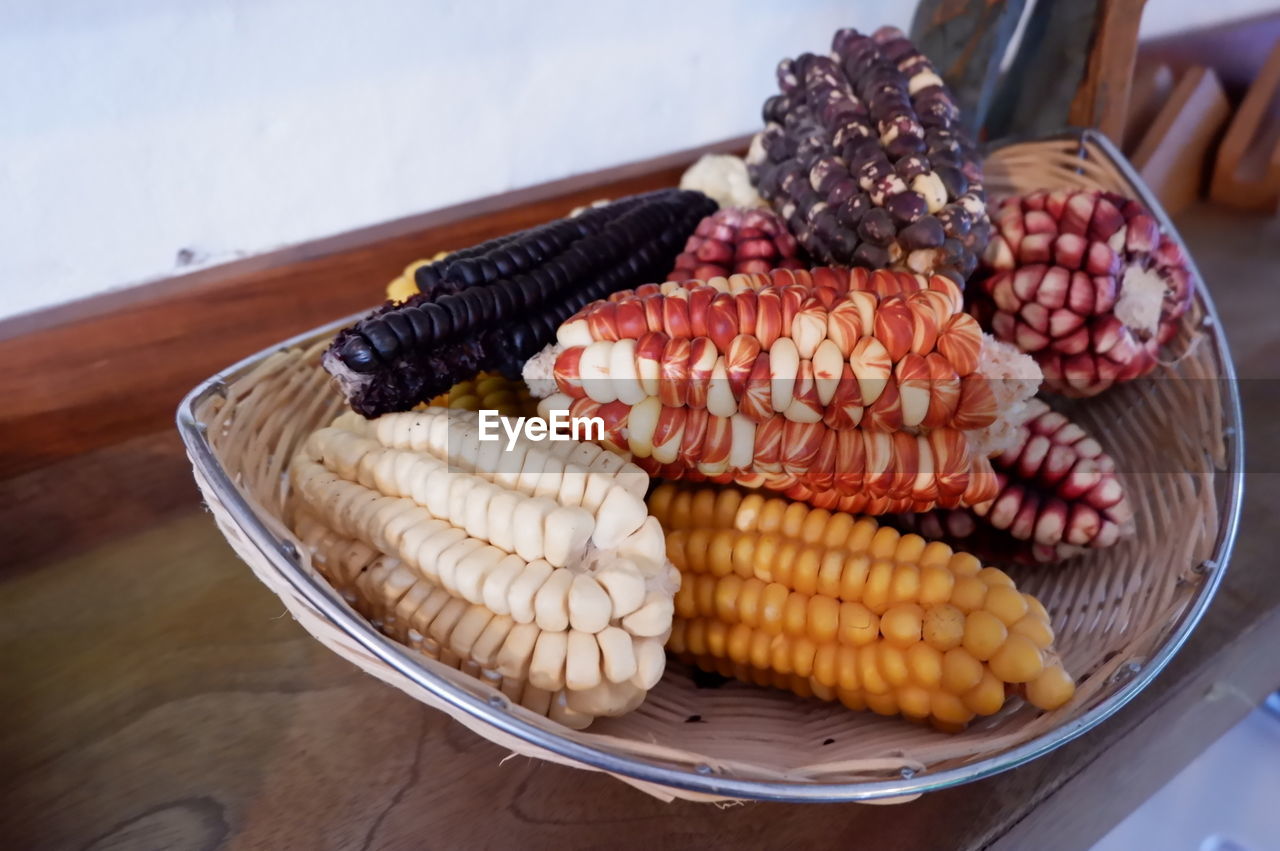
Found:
<box><xmin>1067</xmin><ymin>0</ymin><xmax>1148</xmax><ymax>143</ymax></box>
<box><xmin>0</xmin><ymin>135</ymin><xmax>749</xmax><ymax>481</ymax></box>
<box><xmin>1131</xmin><ymin>67</ymin><xmax>1231</xmax><ymax>215</ymax></box>
<box><xmin>1</xmin><ymin>204</ymin><xmax>1275</xmax><ymax>849</ymax></box>
<box><xmin>1210</xmin><ymin>41</ymin><xmax>1280</xmax><ymax>213</ymax></box>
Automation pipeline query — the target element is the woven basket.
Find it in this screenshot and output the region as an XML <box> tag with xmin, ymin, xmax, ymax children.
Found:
<box><xmin>178</xmin><ymin>131</ymin><xmax>1243</xmax><ymax>803</ymax></box>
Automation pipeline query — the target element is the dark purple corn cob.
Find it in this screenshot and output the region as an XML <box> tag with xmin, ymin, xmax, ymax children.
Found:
<box><xmin>897</xmin><ymin>398</ymin><xmax>1133</xmax><ymax>564</ymax></box>
<box><xmin>324</xmin><ymin>189</ymin><xmax>717</xmax><ymax>417</ymax></box>
<box><xmin>746</xmin><ymin>26</ymin><xmax>989</xmax><ymax>285</ymax></box>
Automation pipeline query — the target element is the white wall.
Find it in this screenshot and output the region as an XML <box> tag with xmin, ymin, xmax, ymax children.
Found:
<box><xmin>0</xmin><ymin>0</ymin><xmax>1270</xmax><ymax>320</ymax></box>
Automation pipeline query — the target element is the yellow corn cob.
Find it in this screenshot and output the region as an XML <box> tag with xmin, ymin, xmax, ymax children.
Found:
<box><xmin>649</xmin><ymin>483</ymin><xmax>1075</xmax><ymax>730</ymax></box>
<box><xmin>427</xmin><ymin>372</ymin><xmax>540</xmax><ymax>419</ymax></box>
<box><xmin>386</xmin><ymin>251</ymin><xmax>450</xmax><ymax>303</ymax></box>
<box><xmin>289</xmin><ymin>408</ymin><xmax>680</xmax><ymax>726</ymax></box>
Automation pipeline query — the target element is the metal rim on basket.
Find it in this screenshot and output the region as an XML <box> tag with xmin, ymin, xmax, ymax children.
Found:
<box><xmin>176</xmin><ymin>129</ymin><xmax>1244</xmax><ymax>802</ymax></box>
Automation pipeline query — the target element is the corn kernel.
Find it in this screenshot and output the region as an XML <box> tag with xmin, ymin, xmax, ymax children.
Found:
<box><xmin>923</xmin><ymin>604</ymin><xmax>965</xmax><ymax>650</ymax></box>
<box><xmin>984</xmin><ymin>584</ymin><xmax>1030</xmax><ymax>625</ymax></box>
<box><xmin>963</xmin><ymin>610</ymin><xmax>1008</xmax><ymax>661</ymax></box>
<box><xmin>989</xmin><ymin>634</ymin><xmax>1044</xmax><ymax>683</ymax></box>
<box><xmin>1027</xmin><ymin>663</ymin><xmax>1075</xmax><ymax>710</ymax></box>
<box><xmin>882</xmin><ymin>603</ymin><xmax>925</xmax><ymax>647</ymax></box>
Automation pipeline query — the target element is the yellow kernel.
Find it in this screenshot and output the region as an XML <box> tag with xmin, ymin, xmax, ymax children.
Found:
<box><xmin>714</xmin><ymin>489</ymin><xmax>743</xmax><ymax>528</ymax></box>
<box><xmin>816</xmin><ymin>549</ymin><xmax>846</xmax><ymax>597</ymax></box>
<box><xmin>812</xmin><ymin>644</ymin><xmax>839</xmax><ymax>688</ymax></box>
<box><xmin>791</xmin><ymin>636</ymin><xmax>817</xmax><ymax>677</ymax></box>
<box><xmin>685</xmin><ymin>618</ymin><xmax>708</xmax><ymax>655</ymax></box>
<box><xmin>838</xmin><ymin>601</ymin><xmax>880</xmax><ymax>646</ymax></box>
<box><xmin>859</xmin><ymin>646</ymin><xmax>890</xmax><ymax>694</ymax></box>
<box><xmin>979</xmin><ymin>566</ymin><xmax>1016</xmax><ymax>588</ymax></box>
<box><xmin>705</xmin><ymin>619</ymin><xmax>729</xmax><ymax>658</ymax></box>
<box><xmin>773</xmin><ymin>539</ymin><xmax>801</xmax><ymax>587</ymax></box>
<box><xmin>906</xmin><ymin>643</ymin><xmax>943</xmax><ymax>689</ymax></box>
<box><xmin>847</xmin><ymin>518</ymin><xmax>878</xmax><ymax>553</ymax></box>
<box><xmin>754</xmin><ymin>534</ymin><xmax>783</xmax><ymax>582</ymax></box>
<box><xmin>708</xmin><ymin>530</ymin><xmax>737</xmax><ymax>576</ymax></box>
<box><xmin>783</xmin><ymin>591</ymin><xmax>810</xmax><ymax>636</ymax></box>
<box><xmin>950</xmin><ymin>575</ymin><xmax>989</xmax><ymax>613</ymax></box>
<box><xmin>865</xmin><ymin>691</ymin><xmax>899</xmax><ymax>717</ymax></box>
<box><xmin>726</xmin><ymin>622</ymin><xmax>752</xmax><ymax>664</ymax></box>
<box><xmin>647</xmin><ymin>485</ymin><xmax>677</xmax><ymax>523</ymax></box>
<box><xmin>666</xmin><ymin>530</ymin><xmax>689</xmax><ymax>568</ymax></box>
<box><xmin>684</xmin><ymin>529</ymin><xmax>713</xmax><ymax>573</ymax></box>
<box><xmin>947</xmin><ymin>552</ymin><xmax>982</xmax><ymax>576</ymax></box>
<box><xmin>836</xmin><ymin>687</ymin><xmax>866</xmax><ymax>712</ymax></box>
<box><xmin>941</xmin><ymin>647</ymin><xmax>984</xmax><ymax>693</ymax></box>
<box><xmin>919</xmin><ymin>564</ymin><xmax>956</xmax><ymax>606</ymax></box>
<box><xmin>963</xmin><ymin>610</ymin><xmax>1009</xmax><ymax>661</ymax></box>
<box><xmin>738</xmin><ymin>577</ymin><xmax>766</xmax><ymax>627</ymax></box>
<box><xmin>963</xmin><ymin>668</ymin><xmax>1007</xmax><ymax>715</ymax></box>
<box><xmin>757</xmin><ymin>498</ymin><xmax>788</xmax><ymax>533</ymax></box>
<box><xmin>919</xmin><ymin>540</ymin><xmax>955</xmax><ymax>569</ymax></box>
<box><xmin>674</xmin><ymin>574</ymin><xmax>698</xmax><ymax>618</ymax></box>
<box><xmin>759</xmin><ymin>582</ymin><xmax>790</xmax><ymax>634</ymax></box>
<box><xmin>922</xmin><ymin>604</ymin><xmax>966</xmax><ymax>650</ymax></box>
<box><xmin>820</xmin><ymin>512</ymin><xmax>855</xmax><ymax>549</ymax></box>
<box><xmin>989</xmin><ymin>634</ymin><xmax>1045</xmax><ymax>683</ymax></box>
<box><xmin>669</xmin><ymin>491</ymin><xmax>695</xmax><ymax>529</ymax></box>
<box><xmin>792</xmin><ymin>545</ymin><xmax>822</xmax><ymax>595</ymax></box>
<box><xmin>691</xmin><ymin>489</ymin><xmax>718</xmax><ymax>528</ymax></box>
<box><xmin>894</xmin><ymin>533</ymin><xmax>927</xmax><ymax>566</ymax></box>
<box><xmin>878</xmin><ymin>643</ymin><xmax>911</xmax><ymax>687</ymax></box>
<box><xmin>1026</xmin><ymin>663</ymin><xmax>1076</xmax><ymax>710</ymax></box>
<box><xmin>713</xmin><ymin>574</ymin><xmax>744</xmax><ymax>623</ymax></box>
<box><xmin>985</xmin><ymin>585</ymin><xmax>1030</xmax><ymax>626</ymax></box>
<box><xmin>1025</xmin><ymin>594</ymin><xmax>1051</xmax><ymax>622</ymax></box>
<box><xmin>896</xmin><ymin>684</ymin><xmax>932</xmax><ymax>719</ymax></box>
<box><xmin>930</xmin><ymin>691</ymin><xmax>974</xmax><ymax>725</ymax></box>
<box><xmin>770</xmin><ymin>633</ymin><xmax>794</xmax><ymax>674</ymax></box>
<box><xmin>836</xmin><ymin>646</ymin><xmax>861</xmax><ymax>691</ymax></box>
<box><xmin>868</xmin><ymin>525</ymin><xmax>901</xmax><ymax>560</ymax></box>
<box><xmin>889</xmin><ymin>564</ymin><xmax>921</xmax><ymax>605</ymax></box>
<box><xmin>694</xmin><ymin>573</ymin><xmax>716</xmax><ymax>617</ymax></box>
<box><xmin>881</xmin><ymin>603</ymin><xmax>925</xmax><ymax>647</ymax></box>
<box><xmin>807</xmin><ymin>594</ymin><xmax>841</xmax><ymax>644</ymax></box>
<box><xmin>839</xmin><ymin>553</ymin><xmax>871</xmax><ymax>601</ymax></box>
<box><xmin>448</xmin><ymin>393</ymin><xmax>480</xmax><ymax>410</ymax></box>
<box><xmin>735</xmin><ymin>493</ymin><xmax>766</xmax><ymax>532</ymax></box>
<box><xmin>731</xmin><ymin>533</ymin><xmax>757</xmax><ymax>579</ymax></box>
<box><xmin>1011</xmin><ymin>614</ymin><xmax>1055</xmax><ymax>649</ymax></box>
<box><xmin>781</xmin><ymin>502</ymin><xmax>810</xmax><ymax>538</ymax></box>
<box><xmin>799</xmin><ymin>508</ymin><xmax>832</xmax><ymax>544</ymax></box>
<box><xmin>863</xmin><ymin>559</ymin><xmax>895</xmax><ymax>613</ymax></box>
<box><xmin>748</xmin><ymin>628</ymin><xmax>772</xmax><ymax>669</ymax></box>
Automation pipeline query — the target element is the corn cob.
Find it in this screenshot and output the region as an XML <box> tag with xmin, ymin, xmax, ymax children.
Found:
<box><xmin>648</xmin><ymin>484</ymin><xmax>1076</xmax><ymax>728</ymax></box>
<box><xmin>667</xmin><ymin>207</ymin><xmax>806</xmax><ymax>281</ymax></box>
<box><xmin>290</xmin><ymin>408</ymin><xmax>679</xmax><ymax>722</ymax></box>
<box><xmin>974</xmin><ymin>189</ymin><xmax>1194</xmax><ymax>397</ymax></box>
<box><xmin>324</xmin><ymin>189</ymin><xmax>716</xmax><ymax>417</ymax></box>
<box><xmin>898</xmin><ymin>398</ymin><xmax>1132</xmax><ymax>563</ymax></box>
<box><xmin>746</xmin><ymin>27</ymin><xmax>989</xmax><ymax>283</ymax></box>
<box><xmin>679</xmin><ymin>153</ymin><xmax>766</xmax><ymax>210</ymax></box>
<box><xmin>427</xmin><ymin>372</ymin><xmax>540</xmax><ymax>419</ymax></box>
<box><xmin>387</xmin><ymin>251</ymin><xmax>452</xmax><ymax>303</ymax></box>
<box><xmin>548</xmin><ymin>269</ymin><xmax>990</xmax><ymax>433</ymax></box>
<box><xmin>293</xmin><ymin>509</ymin><xmax>649</xmax><ymax>728</ymax></box>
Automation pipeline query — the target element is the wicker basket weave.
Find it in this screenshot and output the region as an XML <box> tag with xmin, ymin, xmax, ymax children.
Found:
<box><xmin>178</xmin><ymin>131</ymin><xmax>1243</xmax><ymax>803</ymax></box>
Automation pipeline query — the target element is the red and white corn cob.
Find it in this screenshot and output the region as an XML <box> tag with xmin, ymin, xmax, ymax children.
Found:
<box><xmin>899</xmin><ymin>399</ymin><xmax>1132</xmax><ymax>562</ymax></box>
<box><xmin>536</xmin><ymin>392</ymin><xmax>999</xmax><ymax>515</ymax></box>
<box><xmin>551</xmin><ymin>268</ymin><xmax>992</xmax><ymax>434</ymax></box>
<box><xmin>975</xmin><ymin>189</ymin><xmax>1194</xmax><ymax>397</ymax></box>
<box><xmin>667</xmin><ymin>207</ymin><xmax>806</xmax><ymax>281</ymax></box>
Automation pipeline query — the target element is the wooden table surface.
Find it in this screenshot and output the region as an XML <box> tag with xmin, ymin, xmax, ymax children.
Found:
<box><xmin>2</xmin><ymin>204</ymin><xmax>1277</xmax><ymax>851</ymax></box>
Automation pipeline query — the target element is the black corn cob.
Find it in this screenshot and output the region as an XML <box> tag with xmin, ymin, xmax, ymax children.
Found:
<box><xmin>325</xmin><ymin>189</ymin><xmax>717</xmax><ymax>417</ymax></box>
<box><xmin>746</xmin><ymin>26</ymin><xmax>989</xmax><ymax>285</ymax></box>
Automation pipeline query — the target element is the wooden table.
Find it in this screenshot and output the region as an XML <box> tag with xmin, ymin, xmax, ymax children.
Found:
<box><xmin>2</xmin><ymin>199</ymin><xmax>1276</xmax><ymax>850</ymax></box>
